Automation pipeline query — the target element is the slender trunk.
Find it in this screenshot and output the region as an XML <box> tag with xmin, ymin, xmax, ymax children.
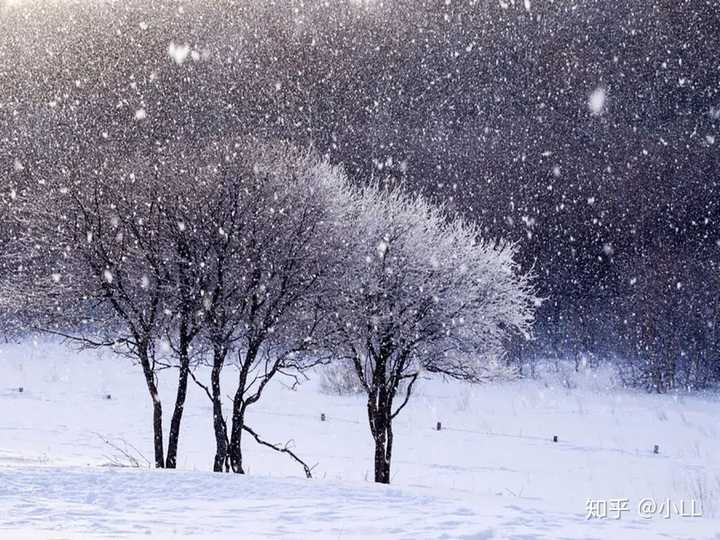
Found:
<box><xmin>165</xmin><ymin>235</ymin><xmax>195</xmax><ymax>469</ymax></box>
<box><xmin>368</xmin><ymin>393</ymin><xmax>392</xmax><ymax>484</ymax></box>
<box><xmin>139</xmin><ymin>345</ymin><xmax>165</xmax><ymax>468</ymax></box>
<box><xmin>166</xmin><ymin>330</ymin><xmax>191</xmax><ymax>469</ymax></box>
<box><xmin>228</xmin><ymin>402</ymin><xmax>245</xmax><ymax>474</ymax></box>
<box><xmin>211</xmin><ymin>346</ymin><xmax>229</xmax><ymax>472</ymax></box>
<box><xmin>386</xmin><ymin>421</ymin><xmax>393</xmax><ymax>476</ymax></box>
<box><xmin>229</xmin><ymin>348</ymin><xmax>254</xmax><ymax>474</ymax></box>
<box><xmin>151</xmin><ymin>397</ymin><xmax>165</xmax><ymax>468</ymax></box>
<box><xmin>371</xmin><ymin>413</ymin><xmax>392</xmax><ymax>483</ymax></box>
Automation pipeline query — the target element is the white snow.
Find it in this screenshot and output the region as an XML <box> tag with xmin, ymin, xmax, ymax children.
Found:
<box><xmin>168</xmin><ymin>42</ymin><xmax>191</xmax><ymax>65</ymax></box>
<box><xmin>588</xmin><ymin>87</ymin><xmax>607</xmax><ymax>116</ymax></box>
<box><xmin>1</xmin><ymin>342</ymin><xmax>719</xmax><ymax>538</ymax></box>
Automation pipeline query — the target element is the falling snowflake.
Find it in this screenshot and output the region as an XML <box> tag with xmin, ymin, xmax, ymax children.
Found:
<box><xmin>588</xmin><ymin>86</ymin><xmax>607</xmax><ymax>116</ymax></box>
<box><xmin>377</xmin><ymin>239</ymin><xmax>389</xmax><ymax>258</ymax></box>
<box><xmin>168</xmin><ymin>42</ymin><xmax>191</xmax><ymax>65</ymax></box>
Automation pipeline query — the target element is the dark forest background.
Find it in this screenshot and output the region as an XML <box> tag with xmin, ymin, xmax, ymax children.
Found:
<box><xmin>1</xmin><ymin>0</ymin><xmax>719</xmax><ymax>391</ymax></box>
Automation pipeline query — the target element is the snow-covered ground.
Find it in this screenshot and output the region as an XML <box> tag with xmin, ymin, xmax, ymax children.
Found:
<box><xmin>1</xmin><ymin>341</ymin><xmax>720</xmax><ymax>539</ymax></box>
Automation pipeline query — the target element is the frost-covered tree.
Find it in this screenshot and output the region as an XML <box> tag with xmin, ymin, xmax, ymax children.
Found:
<box><xmin>326</xmin><ymin>185</ymin><xmax>537</xmax><ymax>483</ymax></box>
<box><xmin>188</xmin><ymin>141</ymin><xmax>352</xmax><ymax>475</ymax></box>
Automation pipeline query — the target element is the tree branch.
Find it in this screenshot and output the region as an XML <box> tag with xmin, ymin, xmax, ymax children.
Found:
<box><xmin>242</xmin><ymin>424</ymin><xmax>315</xmax><ymax>479</ymax></box>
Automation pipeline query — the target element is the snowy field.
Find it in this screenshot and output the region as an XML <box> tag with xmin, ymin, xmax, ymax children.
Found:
<box><xmin>1</xmin><ymin>341</ymin><xmax>720</xmax><ymax>539</ymax></box>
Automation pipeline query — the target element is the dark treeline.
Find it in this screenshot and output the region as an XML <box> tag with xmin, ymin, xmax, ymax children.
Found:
<box><xmin>1</xmin><ymin>0</ymin><xmax>719</xmax><ymax>391</ymax></box>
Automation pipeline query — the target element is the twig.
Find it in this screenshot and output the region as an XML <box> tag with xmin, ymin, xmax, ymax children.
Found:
<box><xmin>242</xmin><ymin>424</ymin><xmax>315</xmax><ymax>479</ymax></box>
<box><xmin>94</xmin><ymin>432</ymin><xmax>150</xmax><ymax>468</ymax></box>
<box><xmin>188</xmin><ymin>368</ymin><xmax>213</xmax><ymax>401</ymax></box>
<box><xmin>36</xmin><ymin>328</ymin><xmax>118</xmax><ymax>349</ymax></box>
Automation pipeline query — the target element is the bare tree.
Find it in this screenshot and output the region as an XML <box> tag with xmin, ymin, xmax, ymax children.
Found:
<box><xmin>17</xmin><ymin>143</ymin><xmax>217</xmax><ymax>469</ymax></box>
<box><xmin>325</xmin><ymin>185</ymin><xmax>537</xmax><ymax>483</ymax></box>
<box><xmin>31</xmin><ymin>154</ymin><xmax>173</xmax><ymax>467</ymax></box>
<box><xmin>186</xmin><ymin>141</ymin><xmax>352</xmax><ymax>475</ymax></box>
<box><xmin>616</xmin><ymin>251</ymin><xmax>720</xmax><ymax>392</ymax></box>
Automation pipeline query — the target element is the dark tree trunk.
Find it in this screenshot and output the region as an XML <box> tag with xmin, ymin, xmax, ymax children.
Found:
<box><xmin>166</xmin><ymin>330</ymin><xmax>191</xmax><ymax>469</ymax></box>
<box><xmin>228</xmin><ymin>348</ymin><xmax>255</xmax><ymax>474</ymax></box>
<box><xmin>151</xmin><ymin>398</ymin><xmax>165</xmax><ymax>468</ymax></box>
<box><xmin>139</xmin><ymin>345</ymin><xmax>165</xmax><ymax>468</ymax></box>
<box><xmin>368</xmin><ymin>386</ymin><xmax>393</xmax><ymax>484</ymax></box>
<box><xmin>373</xmin><ymin>424</ymin><xmax>392</xmax><ymax>484</ymax></box>
<box><xmin>211</xmin><ymin>346</ymin><xmax>229</xmax><ymax>472</ymax></box>
<box><xmin>164</xmin><ymin>234</ymin><xmax>197</xmax><ymax>469</ymax></box>
<box><xmin>228</xmin><ymin>403</ymin><xmax>246</xmax><ymax>474</ymax></box>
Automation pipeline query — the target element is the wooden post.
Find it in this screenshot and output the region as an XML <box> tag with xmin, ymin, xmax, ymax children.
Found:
<box><xmin>320</xmin><ymin>413</ymin><xmax>326</xmax><ymax>422</ymax></box>
<box><xmin>653</xmin><ymin>444</ymin><xmax>659</xmax><ymax>454</ymax></box>
<box><xmin>436</xmin><ymin>421</ymin><xmax>442</xmax><ymax>431</ymax></box>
